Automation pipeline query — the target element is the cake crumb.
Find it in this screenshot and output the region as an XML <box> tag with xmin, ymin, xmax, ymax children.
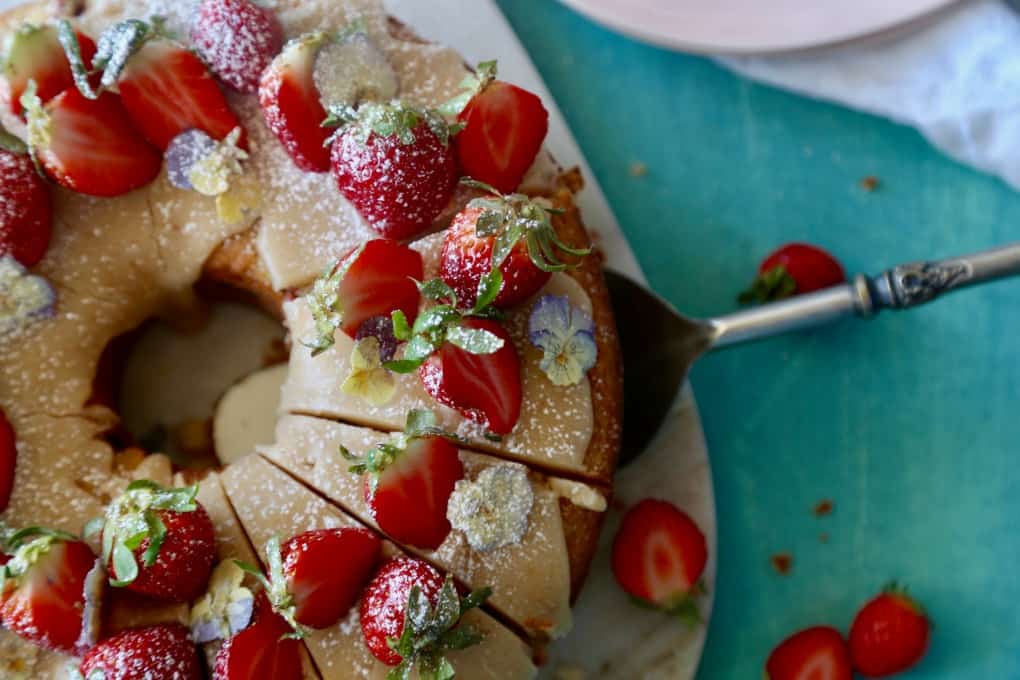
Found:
<box><xmin>813</xmin><ymin>499</ymin><xmax>834</xmax><ymax>517</ymax></box>
<box><xmin>770</xmin><ymin>552</ymin><xmax>793</xmax><ymax>576</ymax></box>
<box><xmin>860</xmin><ymin>175</ymin><xmax>880</xmax><ymax>191</ymax></box>
<box><xmin>629</xmin><ymin>161</ymin><xmax>648</xmax><ymax>178</ymax></box>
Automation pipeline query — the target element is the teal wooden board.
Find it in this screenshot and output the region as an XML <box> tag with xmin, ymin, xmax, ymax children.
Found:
<box><xmin>496</xmin><ymin>1</ymin><xmax>1020</xmax><ymax>677</ymax></box>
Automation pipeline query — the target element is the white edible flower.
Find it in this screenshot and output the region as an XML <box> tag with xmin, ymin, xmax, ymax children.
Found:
<box><xmin>447</xmin><ymin>464</ymin><xmax>533</xmax><ymax>552</ymax></box>
<box><xmin>0</xmin><ymin>255</ymin><xmax>56</xmax><ymax>336</ymax></box>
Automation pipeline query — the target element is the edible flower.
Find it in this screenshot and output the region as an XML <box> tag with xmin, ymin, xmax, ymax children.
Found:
<box><xmin>528</xmin><ymin>294</ymin><xmax>597</xmax><ymax>386</ymax></box>
<box><xmin>166</xmin><ymin>127</ymin><xmax>259</xmax><ymax>224</ymax></box>
<box><xmin>0</xmin><ymin>255</ymin><xmax>56</xmax><ymax>337</ymax></box>
<box><xmin>341</xmin><ymin>336</ymin><xmax>397</xmax><ymax>406</ymax></box>
<box><xmin>189</xmin><ymin>560</ymin><xmax>254</xmax><ymax>644</ymax></box>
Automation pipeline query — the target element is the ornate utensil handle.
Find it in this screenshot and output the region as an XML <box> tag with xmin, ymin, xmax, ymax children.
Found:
<box><xmin>711</xmin><ymin>242</ymin><xmax>1020</xmax><ymax>348</ymax></box>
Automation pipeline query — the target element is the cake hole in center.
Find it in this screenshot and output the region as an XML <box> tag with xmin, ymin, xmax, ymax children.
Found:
<box><xmin>110</xmin><ymin>299</ymin><xmax>286</xmax><ymax>470</ymax></box>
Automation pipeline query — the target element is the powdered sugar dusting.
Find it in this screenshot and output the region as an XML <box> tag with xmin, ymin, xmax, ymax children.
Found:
<box><xmin>265</xmin><ymin>414</ymin><xmax>574</xmax><ymax>638</ymax></box>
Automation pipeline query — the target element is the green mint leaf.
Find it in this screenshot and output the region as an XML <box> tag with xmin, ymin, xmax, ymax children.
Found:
<box><xmin>473</xmin><ymin>268</ymin><xmax>502</xmax><ymax>314</ymax></box>
<box><xmin>383</xmin><ymin>358</ymin><xmax>424</xmax><ymax>374</ymax></box>
<box><xmin>56</xmin><ymin>19</ymin><xmax>98</xmax><ymax>99</ymax></box>
<box><xmin>412</xmin><ymin>306</ymin><xmax>460</xmax><ymax>338</ymax></box>
<box><xmin>433</xmin><ymin>576</ymin><xmax>461</xmax><ymax>630</ymax></box>
<box><xmin>417</xmin><ymin>279</ymin><xmax>457</xmax><ymax>305</ymax></box>
<box><xmin>391</xmin><ymin>310</ymin><xmax>412</xmax><ymax>341</ymax></box>
<box><xmin>93</xmin><ymin>19</ymin><xmax>154</xmax><ymax>89</ymax></box>
<box><xmin>109</xmin><ymin>540</ymin><xmax>138</xmax><ymax>587</ymax></box>
<box><xmin>459</xmin><ymin>586</ymin><xmax>492</xmax><ymax>615</ymax></box>
<box><xmin>82</xmin><ymin>516</ymin><xmax>104</xmax><ymax>539</ymax></box>
<box><xmin>446</xmin><ymin>326</ymin><xmax>504</xmax><ymax>355</ymax></box>
<box><xmin>386</xmin><ymin>663</ymin><xmax>413</xmax><ymax>680</ymax></box>
<box><xmin>402</xmin><ymin>334</ymin><xmax>437</xmax><ymax>365</ymax></box>
<box><xmin>440</xmin><ymin>626</ymin><xmax>483</xmax><ymax>651</ymax></box>
<box><xmin>141</xmin><ymin>512</ymin><xmax>166</xmax><ymax>567</ymax></box>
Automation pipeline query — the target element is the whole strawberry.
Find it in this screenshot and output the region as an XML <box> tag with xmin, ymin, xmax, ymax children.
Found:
<box><xmin>849</xmin><ymin>584</ymin><xmax>931</xmax><ymax>677</ymax></box>
<box><xmin>240</xmin><ymin>528</ymin><xmax>380</xmax><ymax>633</ymax></box>
<box><xmin>80</xmin><ymin>623</ymin><xmax>201</xmax><ymax>680</ymax></box>
<box><xmin>0</xmin><ymin>527</ymin><xmax>99</xmax><ymax>653</ymax></box>
<box><xmin>0</xmin><ymin>129</ymin><xmax>52</xmax><ymax>267</ymax></box>
<box><xmin>440</xmin><ymin>180</ymin><xmax>588</xmax><ymax>310</ymax></box>
<box><xmin>191</xmin><ymin>0</ymin><xmax>283</xmax><ymax>94</ymax></box>
<box><xmin>89</xmin><ymin>480</ymin><xmax>215</xmax><ymax>602</ymax></box>
<box><xmin>740</xmin><ymin>242</ymin><xmax>846</xmax><ymax>303</ymax></box>
<box><xmin>330</xmin><ymin>102</ymin><xmax>458</xmax><ymax>240</ymax></box>
<box><xmin>360</xmin><ymin>557</ymin><xmax>490</xmax><ymax>675</ymax></box>
<box><xmin>766</xmin><ymin>626</ymin><xmax>853</xmax><ymax>680</ymax></box>
<box><xmin>611</xmin><ymin>499</ymin><xmax>708</xmax><ymax>622</ymax></box>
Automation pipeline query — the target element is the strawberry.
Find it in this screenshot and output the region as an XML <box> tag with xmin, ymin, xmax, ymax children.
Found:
<box><xmin>23</xmin><ymin>87</ymin><xmax>161</xmax><ymax>197</ymax></box>
<box><xmin>214</xmin><ymin>592</ymin><xmax>304</xmax><ymax>680</ymax></box>
<box><xmin>80</xmin><ymin>623</ymin><xmax>200</xmax><ymax>680</ymax></box>
<box><xmin>849</xmin><ymin>584</ymin><xmax>931</xmax><ymax>677</ymax></box>
<box><xmin>0</xmin><ymin>527</ymin><xmax>99</xmax><ymax>653</ymax></box>
<box><xmin>0</xmin><ymin>23</ymin><xmax>96</xmax><ymax>117</ymax></box>
<box><xmin>418</xmin><ymin>317</ymin><xmax>522</xmax><ymax>435</ymax></box>
<box><xmin>305</xmin><ymin>239</ymin><xmax>424</xmax><ymax>355</ymax></box>
<box><xmin>0</xmin><ymin>407</ymin><xmax>15</xmax><ymax>513</ymax></box>
<box><xmin>360</xmin><ymin>557</ymin><xmax>489</xmax><ymax>673</ymax></box>
<box><xmin>89</xmin><ymin>480</ymin><xmax>216</xmax><ymax>603</ymax></box>
<box><xmin>766</xmin><ymin>626</ymin><xmax>853</xmax><ymax>680</ymax></box>
<box><xmin>191</xmin><ymin>0</ymin><xmax>283</xmax><ymax>95</ymax></box>
<box><xmin>740</xmin><ymin>242</ymin><xmax>846</xmax><ymax>304</ymax></box>
<box><xmin>0</xmin><ymin>134</ymin><xmax>52</xmax><ymax>267</ymax></box>
<box><xmin>330</xmin><ymin>102</ymin><xmax>458</xmax><ymax>240</ymax></box>
<box><xmin>259</xmin><ymin>32</ymin><xmax>332</xmax><ymax>172</ymax></box>
<box><xmin>344</xmin><ymin>411</ymin><xmax>464</xmax><ymax>551</ymax></box>
<box><xmin>117</xmin><ymin>38</ymin><xmax>244</xmax><ymax>151</ymax></box>
<box><xmin>611</xmin><ymin>499</ymin><xmax>708</xmax><ymax>621</ymax></box>
<box><xmin>444</xmin><ymin>62</ymin><xmax>549</xmax><ymax>194</ymax></box>
<box><xmin>244</xmin><ymin>529</ymin><xmax>380</xmax><ymax>632</ymax></box>
<box><xmin>439</xmin><ymin>182</ymin><xmax>588</xmax><ymax>309</ymax></box>
<box><xmin>0</xmin><ymin>407</ymin><xmax>14</xmax><ymax>513</ymax></box>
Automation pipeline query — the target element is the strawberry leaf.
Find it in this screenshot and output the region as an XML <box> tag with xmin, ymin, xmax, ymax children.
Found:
<box><xmin>110</xmin><ymin>540</ymin><xmax>138</xmax><ymax>587</ymax></box>
<box><xmin>385</xmin><ymin>575</ymin><xmax>489</xmax><ymax>679</ymax></box>
<box><xmin>56</xmin><ymin>19</ymin><xmax>97</xmax><ymax>99</ymax></box>
<box><xmin>141</xmin><ymin>512</ymin><xmax>166</xmax><ymax>567</ymax></box>
<box><xmin>0</xmin><ymin>124</ymin><xmax>26</xmax><ymax>154</ymax></box>
<box><xmin>437</xmin><ymin>60</ymin><xmax>498</xmax><ymax>119</ymax></box>
<box><xmin>304</xmin><ymin>246</ymin><xmax>365</xmax><ymax>356</ymax></box>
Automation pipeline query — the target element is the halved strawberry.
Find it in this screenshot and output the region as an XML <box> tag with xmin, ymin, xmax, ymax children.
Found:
<box><xmin>0</xmin><ymin>23</ymin><xmax>97</xmax><ymax>117</ymax></box>
<box><xmin>766</xmin><ymin>626</ymin><xmax>854</xmax><ymax>680</ymax></box>
<box><xmin>419</xmin><ymin>318</ymin><xmax>522</xmax><ymax>435</ymax></box>
<box><xmin>305</xmin><ymin>239</ymin><xmax>424</xmax><ymax>354</ymax></box>
<box><xmin>191</xmin><ymin>0</ymin><xmax>283</xmax><ymax>95</ymax></box>
<box><xmin>118</xmin><ymin>38</ymin><xmax>244</xmax><ymax>151</ymax></box>
<box><xmin>0</xmin><ymin>407</ymin><xmax>15</xmax><ymax>513</ymax></box>
<box><xmin>80</xmin><ymin>623</ymin><xmax>201</xmax><ymax>680</ymax></box>
<box><xmin>92</xmin><ymin>480</ymin><xmax>216</xmax><ymax>602</ymax></box>
<box><xmin>24</xmin><ymin>88</ymin><xmax>161</xmax><ymax>197</ymax></box>
<box><xmin>0</xmin><ymin>528</ymin><xmax>99</xmax><ymax>653</ymax></box>
<box><xmin>448</xmin><ymin>62</ymin><xmax>548</xmax><ymax>194</ymax></box>
<box><xmin>611</xmin><ymin>499</ymin><xmax>708</xmax><ymax>621</ymax></box>
<box><xmin>0</xmin><ymin>140</ymin><xmax>52</xmax><ymax>267</ymax></box>
<box><xmin>214</xmin><ymin>592</ymin><xmax>304</xmax><ymax>680</ymax></box>
<box><xmin>360</xmin><ymin>557</ymin><xmax>489</xmax><ymax>672</ymax></box>
<box><xmin>362</xmin><ymin>439</ymin><xmax>463</xmax><ymax>551</ymax></box>
<box><xmin>259</xmin><ymin>32</ymin><xmax>331</xmax><ymax>172</ymax></box>
<box><xmin>250</xmin><ymin>528</ymin><xmax>380</xmax><ymax>631</ymax></box>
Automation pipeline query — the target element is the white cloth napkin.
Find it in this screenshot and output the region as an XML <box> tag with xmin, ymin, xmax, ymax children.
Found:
<box><xmin>720</xmin><ymin>0</ymin><xmax>1020</xmax><ymax>190</ymax></box>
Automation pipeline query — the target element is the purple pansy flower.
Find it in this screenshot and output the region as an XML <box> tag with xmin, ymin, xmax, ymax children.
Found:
<box><xmin>528</xmin><ymin>294</ymin><xmax>597</xmax><ymax>386</ymax></box>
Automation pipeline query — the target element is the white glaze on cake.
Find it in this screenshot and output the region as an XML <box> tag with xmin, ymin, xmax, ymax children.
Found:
<box><xmin>281</xmin><ymin>234</ymin><xmax>596</xmax><ymax>476</ymax></box>
<box><xmin>264</xmin><ymin>414</ymin><xmax>574</xmax><ymax>640</ymax></box>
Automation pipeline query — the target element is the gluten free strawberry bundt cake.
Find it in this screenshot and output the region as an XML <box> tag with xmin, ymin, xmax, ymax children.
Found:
<box><xmin>0</xmin><ymin>0</ymin><xmax>622</xmax><ymax>677</ymax></box>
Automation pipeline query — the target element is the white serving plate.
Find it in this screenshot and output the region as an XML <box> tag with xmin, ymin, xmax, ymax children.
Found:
<box><xmin>558</xmin><ymin>0</ymin><xmax>962</xmax><ymax>55</ymax></box>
